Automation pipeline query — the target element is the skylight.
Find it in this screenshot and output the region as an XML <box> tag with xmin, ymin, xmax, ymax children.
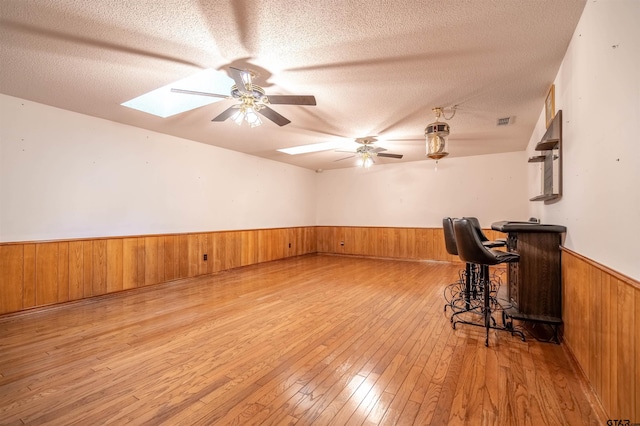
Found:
<box><xmin>121</xmin><ymin>68</ymin><xmax>233</xmax><ymax>118</ymax></box>
<box><xmin>278</xmin><ymin>140</ymin><xmax>356</xmax><ymax>155</ymax></box>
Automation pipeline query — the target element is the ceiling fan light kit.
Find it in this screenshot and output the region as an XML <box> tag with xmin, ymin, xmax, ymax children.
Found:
<box><xmin>228</xmin><ymin>83</ymin><xmax>265</xmax><ymax>127</ymax></box>
<box><xmin>357</xmin><ymin>152</ymin><xmax>375</xmax><ymax>169</ymax></box>
<box><xmin>232</xmin><ymin>105</ymin><xmax>263</xmax><ymax>127</ymax></box>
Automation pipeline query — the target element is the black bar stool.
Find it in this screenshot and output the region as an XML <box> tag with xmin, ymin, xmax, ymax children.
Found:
<box><xmin>452</xmin><ymin>218</ymin><xmax>524</xmax><ymax>346</ymax></box>
<box><xmin>464</xmin><ymin>216</ymin><xmax>507</xmax><ymax>299</ymax></box>
<box><xmin>442</xmin><ymin>217</ymin><xmax>480</xmax><ymax>316</ymax></box>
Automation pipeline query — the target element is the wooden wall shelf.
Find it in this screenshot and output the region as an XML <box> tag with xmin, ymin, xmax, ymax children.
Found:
<box><xmin>530</xmin><ymin>194</ymin><xmax>560</xmax><ymax>202</ymax></box>
<box><xmin>529</xmin><ymin>110</ymin><xmax>562</xmax><ymax>203</ymax></box>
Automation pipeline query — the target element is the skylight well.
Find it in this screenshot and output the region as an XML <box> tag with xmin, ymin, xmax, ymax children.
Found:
<box><xmin>277</xmin><ymin>140</ymin><xmax>363</xmax><ymax>155</ymax></box>
<box><xmin>278</xmin><ymin>141</ymin><xmax>347</xmax><ymax>155</ymax></box>
<box><xmin>121</xmin><ymin>68</ymin><xmax>233</xmax><ymax>118</ymax></box>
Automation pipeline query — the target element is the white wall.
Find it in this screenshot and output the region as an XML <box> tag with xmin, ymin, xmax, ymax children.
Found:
<box><xmin>0</xmin><ymin>94</ymin><xmax>317</xmax><ymax>242</ymax></box>
<box><xmin>527</xmin><ymin>0</ymin><xmax>640</xmax><ymax>280</ymax></box>
<box><xmin>316</xmin><ymin>151</ymin><xmax>529</xmax><ymax>228</ymax></box>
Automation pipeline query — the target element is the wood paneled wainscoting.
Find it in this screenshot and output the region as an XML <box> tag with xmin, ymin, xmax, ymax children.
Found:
<box><xmin>0</xmin><ymin>227</ymin><xmax>316</xmax><ymax>315</ymax></box>
<box><xmin>562</xmin><ymin>248</ymin><xmax>639</xmax><ymax>422</ymax></box>
<box><xmin>315</xmin><ymin>225</ymin><xmax>504</xmax><ymax>261</ymax></box>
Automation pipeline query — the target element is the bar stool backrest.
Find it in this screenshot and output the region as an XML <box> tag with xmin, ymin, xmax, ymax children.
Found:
<box><xmin>442</xmin><ymin>217</ymin><xmax>458</xmax><ymax>256</ymax></box>
<box><xmin>463</xmin><ymin>216</ymin><xmax>489</xmax><ymax>242</ymax></box>
<box><xmin>453</xmin><ymin>218</ymin><xmax>501</xmax><ymax>266</ymax></box>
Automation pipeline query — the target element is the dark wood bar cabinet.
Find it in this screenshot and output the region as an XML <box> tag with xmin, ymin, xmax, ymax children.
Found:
<box><xmin>491</xmin><ymin>221</ymin><xmax>567</xmax><ymax>342</ymax></box>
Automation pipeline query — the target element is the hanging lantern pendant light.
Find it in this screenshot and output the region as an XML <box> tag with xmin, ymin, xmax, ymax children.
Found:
<box><xmin>425</xmin><ymin>107</ymin><xmax>454</xmax><ymax>160</ymax></box>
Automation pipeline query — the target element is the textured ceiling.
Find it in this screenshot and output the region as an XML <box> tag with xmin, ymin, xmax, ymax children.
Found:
<box><xmin>0</xmin><ymin>0</ymin><xmax>586</xmax><ymax>170</ymax></box>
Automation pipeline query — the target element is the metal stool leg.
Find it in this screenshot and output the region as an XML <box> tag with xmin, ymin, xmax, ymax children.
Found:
<box><xmin>482</xmin><ymin>265</ymin><xmax>490</xmax><ymax>346</ymax></box>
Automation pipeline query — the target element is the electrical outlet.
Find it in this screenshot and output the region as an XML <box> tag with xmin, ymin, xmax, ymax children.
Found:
<box><xmin>203</xmin><ymin>254</ymin><xmax>208</xmax><ymax>261</ymax></box>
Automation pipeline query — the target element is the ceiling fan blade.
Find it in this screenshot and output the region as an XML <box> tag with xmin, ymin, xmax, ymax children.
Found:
<box><xmin>229</xmin><ymin>67</ymin><xmax>250</xmax><ymax>94</ymax></box>
<box><xmin>334</xmin><ymin>155</ymin><xmax>356</xmax><ymax>162</ymax></box>
<box><xmin>211</xmin><ymin>107</ymin><xmax>237</xmax><ymax>122</ymax></box>
<box><xmin>335</xmin><ymin>150</ymin><xmax>357</xmax><ymax>153</ymax></box>
<box><xmin>372</xmin><ymin>147</ymin><xmax>387</xmax><ymax>153</ymax></box>
<box><xmin>257</xmin><ymin>106</ymin><xmax>291</xmax><ymax>126</ymax></box>
<box><xmin>377</xmin><ymin>152</ymin><xmax>404</xmax><ymax>159</ymax></box>
<box><xmin>267</xmin><ymin>95</ymin><xmax>317</xmax><ymax>106</ymax></box>
<box><xmin>171</xmin><ymin>88</ymin><xmax>228</xmax><ymax>99</ymax></box>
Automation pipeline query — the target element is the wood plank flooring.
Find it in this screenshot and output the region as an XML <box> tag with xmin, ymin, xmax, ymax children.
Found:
<box><xmin>0</xmin><ymin>255</ymin><xmax>604</xmax><ymax>425</ymax></box>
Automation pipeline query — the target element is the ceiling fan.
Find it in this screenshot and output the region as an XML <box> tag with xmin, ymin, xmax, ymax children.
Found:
<box><xmin>335</xmin><ymin>137</ymin><xmax>404</xmax><ymax>168</ymax></box>
<box><xmin>170</xmin><ymin>67</ymin><xmax>316</xmax><ymax>127</ymax></box>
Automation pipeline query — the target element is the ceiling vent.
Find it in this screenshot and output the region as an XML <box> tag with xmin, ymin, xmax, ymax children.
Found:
<box><xmin>496</xmin><ymin>116</ymin><xmax>514</xmax><ymax>126</ymax></box>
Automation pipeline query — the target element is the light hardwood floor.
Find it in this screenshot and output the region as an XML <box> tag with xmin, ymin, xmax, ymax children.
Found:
<box><xmin>0</xmin><ymin>255</ymin><xmax>604</xmax><ymax>425</ymax></box>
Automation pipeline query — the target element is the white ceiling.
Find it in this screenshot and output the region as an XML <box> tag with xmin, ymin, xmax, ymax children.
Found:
<box><xmin>0</xmin><ymin>0</ymin><xmax>586</xmax><ymax>170</ymax></box>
